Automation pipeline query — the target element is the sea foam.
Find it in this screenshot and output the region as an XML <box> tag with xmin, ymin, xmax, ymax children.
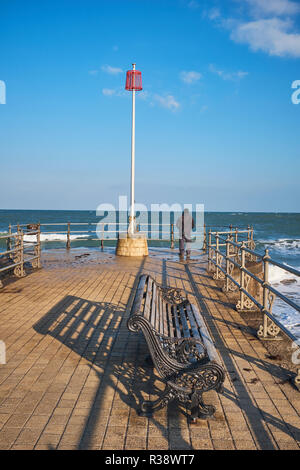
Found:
<box><xmin>23</xmin><ymin>233</ymin><xmax>88</xmax><ymax>242</ymax></box>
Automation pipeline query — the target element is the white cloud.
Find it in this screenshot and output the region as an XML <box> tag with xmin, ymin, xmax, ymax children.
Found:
<box><xmin>137</xmin><ymin>90</ymin><xmax>149</xmax><ymax>100</ymax></box>
<box><xmin>154</xmin><ymin>94</ymin><xmax>180</xmax><ymax>111</ymax></box>
<box><xmin>102</xmin><ymin>88</ymin><xmax>116</xmax><ymax>96</ymax></box>
<box><xmin>187</xmin><ymin>1</ymin><xmax>199</xmax><ymax>10</ymax></box>
<box><xmin>101</xmin><ymin>65</ymin><xmax>123</xmax><ymax>75</ymax></box>
<box><xmin>244</xmin><ymin>0</ymin><xmax>300</xmax><ymax>17</ymax></box>
<box><xmin>208</xmin><ymin>7</ymin><xmax>221</xmax><ymax>20</ymax></box>
<box><xmin>102</xmin><ymin>87</ymin><xmax>128</xmax><ymax>97</ymax></box>
<box><xmin>207</xmin><ymin>0</ymin><xmax>300</xmax><ymax>58</ymax></box>
<box><xmin>88</xmin><ymin>70</ymin><xmax>98</xmax><ymax>76</ymax></box>
<box><xmin>101</xmin><ymin>86</ymin><xmax>179</xmax><ymax>110</ymax></box>
<box><xmin>179</xmin><ymin>70</ymin><xmax>202</xmax><ymax>84</ymax></box>
<box><xmin>231</xmin><ymin>18</ymin><xmax>300</xmax><ymax>57</ymax></box>
<box><xmin>209</xmin><ymin>64</ymin><xmax>248</xmax><ymax>81</ymax></box>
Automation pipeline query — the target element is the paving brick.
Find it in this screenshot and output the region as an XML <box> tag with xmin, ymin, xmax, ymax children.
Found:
<box><xmin>4</xmin><ymin>413</ymin><xmax>31</xmax><ymax>428</ymax></box>
<box><xmin>213</xmin><ymin>439</ymin><xmax>235</xmax><ymax>450</ymax></box>
<box><xmin>192</xmin><ymin>438</ymin><xmax>214</xmax><ymax>450</ymax></box>
<box><xmin>147</xmin><ymin>437</ymin><xmax>169</xmax><ymax>450</ymax></box>
<box><xmin>125</xmin><ymin>436</ymin><xmax>147</xmax><ymax>450</ymax></box>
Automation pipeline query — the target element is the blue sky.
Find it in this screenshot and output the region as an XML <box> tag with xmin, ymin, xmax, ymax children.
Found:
<box><xmin>0</xmin><ymin>0</ymin><xmax>300</xmax><ymax>211</ymax></box>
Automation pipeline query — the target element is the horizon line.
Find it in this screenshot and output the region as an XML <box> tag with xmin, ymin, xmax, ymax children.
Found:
<box><xmin>0</xmin><ymin>208</ymin><xmax>300</xmax><ymax>214</ymax></box>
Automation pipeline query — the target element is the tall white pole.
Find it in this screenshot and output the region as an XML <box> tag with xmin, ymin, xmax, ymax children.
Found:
<box><xmin>129</xmin><ymin>63</ymin><xmax>136</xmax><ymax>235</ymax></box>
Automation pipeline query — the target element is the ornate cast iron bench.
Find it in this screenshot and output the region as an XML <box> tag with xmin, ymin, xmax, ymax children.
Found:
<box><xmin>127</xmin><ymin>274</ymin><xmax>225</xmax><ymax>422</ymax></box>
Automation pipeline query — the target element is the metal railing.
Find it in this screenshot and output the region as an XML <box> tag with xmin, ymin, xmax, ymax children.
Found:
<box><xmin>8</xmin><ymin>221</ymin><xmax>200</xmax><ymax>250</ymax></box>
<box><xmin>6</xmin><ymin>222</ymin><xmax>253</xmax><ymax>251</ymax></box>
<box><xmin>207</xmin><ymin>228</ymin><xmax>300</xmax><ymax>389</ymax></box>
<box><xmin>207</xmin><ymin>229</ymin><xmax>300</xmax><ymax>340</ymax></box>
<box><xmin>0</xmin><ymin>224</ymin><xmax>41</xmax><ymax>288</ymax></box>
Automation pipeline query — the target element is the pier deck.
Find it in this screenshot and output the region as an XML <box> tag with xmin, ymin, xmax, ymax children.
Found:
<box><xmin>0</xmin><ymin>250</ymin><xmax>299</xmax><ymax>450</ymax></box>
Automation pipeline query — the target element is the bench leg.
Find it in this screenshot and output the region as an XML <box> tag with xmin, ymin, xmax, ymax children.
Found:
<box><xmin>145</xmin><ymin>355</ymin><xmax>154</xmax><ymax>366</ymax></box>
<box><xmin>190</xmin><ymin>391</ymin><xmax>216</xmax><ymax>423</ymax></box>
<box><xmin>139</xmin><ymin>384</ymin><xmax>175</xmax><ymax>417</ymax></box>
<box><xmin>190</xmin><ymin>392</ymin><xmax>199</xmax><ymax>423</ymax></box>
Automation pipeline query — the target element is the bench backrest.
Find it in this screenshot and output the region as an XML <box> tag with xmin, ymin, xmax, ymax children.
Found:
<box><xmin>130</xmin><ymin>274</ymin><xmax>198</xmax><ymax>340</ymax></box>
<box><xmin>129</xmin><ymin>274</ymin><xmax>222</xmax><ymax>368</ymax></box>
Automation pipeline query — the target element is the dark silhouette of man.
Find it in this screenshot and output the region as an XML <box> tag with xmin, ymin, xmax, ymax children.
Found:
<box><xmin>176</xmin><ymin>208</ymin><xmax>195</xmax><ymax>260</ymax></box>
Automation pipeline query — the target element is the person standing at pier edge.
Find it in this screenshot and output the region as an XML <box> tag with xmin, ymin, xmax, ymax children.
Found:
<box><xmin>176</xmin><ymin>208</ymin><xmax>195</xmax><ymax>260</ymax></box>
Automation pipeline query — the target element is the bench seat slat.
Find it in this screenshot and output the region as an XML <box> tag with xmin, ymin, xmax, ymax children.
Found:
<box><xmin>185</xmin><ymin>303</ymin><xmax>201</xmax><ymax>340</ymax></box>
<box><xmin>172</xmin><ymin>305</ymin><xmax>182</xmax><ymax>338</ymax></box>
<box><xmin>185</xmin><ymin>303</ymin><xmax>204</xmax><ymax>357</ymax></box>
<box><xmin>156</xmin><ymin>292</ymin><xmax>161</xmax><ymax>333</ymax></box>
<box><xmin>178</xmin><ymin>304</ymin><xmax>191</xmax><ymax>338</ymax></box>
<box><xmin>191</xmin><ymin>303</ymin><xmax>222</xmax><ymax>366</ymax></box>
<box><xmin>166</xmin><ymin>304</ymin><xmax>174</xmax><ymax>337</ymax></box>
<box><xmin>159</xmin><ymin>295</ymin><xmax>165</xmax><ymax>335</ymax></box>
<box><xmin>143</xmin><ymin>277</ymin><xmax>153</xmax><ymax>321</ymax></box>
<box><xmin>149</xmin><ymin>283</ymin><xmax>157</xmax><ymax>326</ymax></box>
<box><xmin>162</xmin><ymin>300</ymin><xmax>169</xmax><ymax>336</ymax></box>
<box><xmin>131</xmin><ymin>275</ymin><xmax>147</xmax><ymax>317</ymax></box>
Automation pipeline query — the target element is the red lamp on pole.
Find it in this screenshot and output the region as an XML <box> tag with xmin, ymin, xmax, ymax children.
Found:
<box><xmin>125</xmin><ymin>63</ymin><xmax>142</xmax><ymax>235</ymax></box>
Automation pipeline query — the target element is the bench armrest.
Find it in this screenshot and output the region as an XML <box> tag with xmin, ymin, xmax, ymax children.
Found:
<box><xmin>172</xmin><ymin>361</ymin><xmax>225</xmax><ymax>394</ymax></box>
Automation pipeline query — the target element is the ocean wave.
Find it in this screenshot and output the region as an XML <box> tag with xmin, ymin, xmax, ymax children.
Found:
<box><xmin>259</xmin><ymin>238</ymin><xmax>300</xmax><ymax>253</ymax></box>
<box><xmin>272</xmin><ymin>301</ymin><xmax>300</xmax><ymax>340</ymax></box>
<box><xmin>269</xmin><ymin>264</ymin><xmax>300</xmax><ymax>284</ymax></box>
<box><xmin>268</xmin><ymin>264</ymin><xmax>300</xmax><ymax>339</ymax></box>
<box><xmin>24</xmin><ymin>233</ymin><xmax>89</xmax><ymax>242</ymax></box>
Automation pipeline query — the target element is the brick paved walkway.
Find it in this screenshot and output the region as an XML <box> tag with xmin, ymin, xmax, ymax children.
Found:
<box><xmin>0</xmin><ymin>249</ymin><xmax>299</xmax><ymax>450</ymax></box>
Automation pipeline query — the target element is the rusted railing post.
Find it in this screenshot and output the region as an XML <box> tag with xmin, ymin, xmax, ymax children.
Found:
<box><xmin>101</xmin><ymin>223</ymin><xmax>104</xmax><ymax>251</ymax></box>
<box><xmin>13</xmin><ymin>231</ymin><xmax>21</xmax><ymax>277</ymax></box>
<box><xmin>66</xmin><ymin>222</ymin><xmax>71</xmax><ymax>250</ymax></box>
<box><xmin>208</xmin><ymin>230</ymin><xmax>212</xmax><ymax>271</ymax></box>
<box><xmin>250</xmin><ymin>225</ymin><xmax>255</xmax><ymax>254</ymax></box>
<box><xmin>225</xmin><ymin>235</ymin><xmax>230</xmax><ymax>292</ymax></box>
<box><xmin>257</xmin><ymin>248</ymin><xmax>281</xmax><ymax>340</ymax></box>
<box><xmin>262</xmin><ymin>248</ymin><xmax>270</xmax><ymax>337</ymax></box>
<box><xmin>37</xmin><ymin>223</ymin><xmax>41</xmax><ymax>268</ymax></box>
<box><xmin>202</xmin><ymin>223</ymin><xmax>207</xmax><ymax>252</ymax></box>
<box><xmin>19</xmin><ymin>231</ymin><xmax>25</xmax><ymax>277</ymax></box>
<box><xmin>215</xmin><ymin>233</ymin><xmax>220</xmax><ymax>279</ymax></box>
<box><xmin>239</xmin><ymin>242</ymin><xmax>246</xmax><ymax>311</ymax></box>
<box><xmin>235</xmin><ymin>227</ymin><xmax>238</xmax><ymax>244</ymax></box>
<box><xmin>7</xmin><ymin>224</ymin><xmax>12</xmax><ymax>257</ymax></box>
<box><xmin>170</xmin><ymin>223</ymin><xmax>174</xmax><ymax>249</ymax></box>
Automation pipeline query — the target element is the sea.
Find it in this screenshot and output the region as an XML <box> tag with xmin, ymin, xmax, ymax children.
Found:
<box><xmin>0</xmin><ymin>210</ymin><xmax>299</xmax><ymax>339</ymax></box>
